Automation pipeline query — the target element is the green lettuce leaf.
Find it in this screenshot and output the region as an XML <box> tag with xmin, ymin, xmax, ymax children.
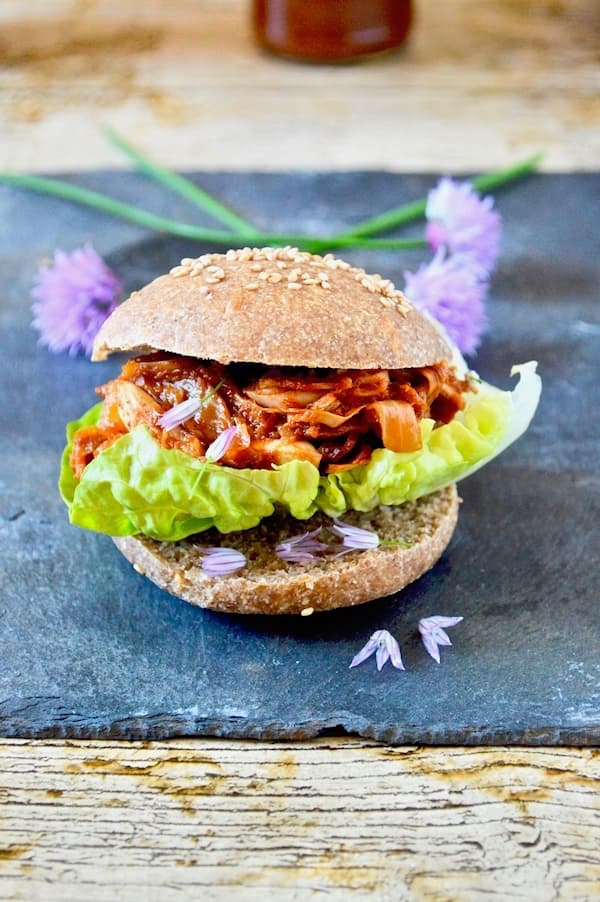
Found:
<box><xmin>315</xmin><ymin>384</ymin><xmax>506</xmax><ymax>515</ymax></box>
<box><xmin>59</xmin><ymin>402</ymin><xmax>104</xmax><ymax>507</ymax></box>
<box><xmin>316</xmin><ymin>361</ymin><xmax>541</xmax><ymax>516</ymax></box>
<box><xmin>60</xmin><ymin>413</ymin><xmax>320</xmax><ymax>539</ymax></box>
<box><xmin>60</xmin><ymin>363</ymin><xmax>540</xmax><ymax>540</ymax></box>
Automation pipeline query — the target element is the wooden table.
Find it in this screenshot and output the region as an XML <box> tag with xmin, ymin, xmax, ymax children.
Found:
<box><xmin>1</xmin><ymin>1</ymin><xmax>599</xmax><ymax>898</ymax></box>
<box><xmin>1</xmin><ymin>0</ymin><xmax>599</xmax><ymax>172</ymax></box>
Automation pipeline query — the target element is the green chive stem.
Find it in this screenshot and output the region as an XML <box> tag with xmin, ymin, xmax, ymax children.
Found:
<box><xmin>0</xmin><ymin>172</ymin><xmax>426</xmax><ymax>251</ymax></box>
<box><xmin>200</xmin><ymin>379</ymin><xmax>225</xmax><ymax>406</ymax></box>
<box><xmin>470</xmin><ymin>152</ymin><xmax>544</xmax><ymax>194</ymax></box>
<box><xmin>335</xmin><ymin>153</ymin><xmax>544</xmax><ymax>240</ymax></box>
<box><xmin>0</xmin><ymin>173</ymin><xmax>240</xmax><ymax>242</ymax></box>
<box><xmin>104</xmin><ymin>127</ymin><xmax>259</xmax><ymax>236</ymax></box>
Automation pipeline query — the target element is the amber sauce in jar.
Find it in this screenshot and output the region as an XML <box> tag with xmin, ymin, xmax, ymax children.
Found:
<box><xmin>253</xmin><ymin>0</ymin><xmax>413</xmax><ymax>63</ymax></box>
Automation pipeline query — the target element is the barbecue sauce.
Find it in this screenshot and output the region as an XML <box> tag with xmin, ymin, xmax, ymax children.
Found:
<box><xmin>252</xmin><ymin>0</ymin><xmax>413</xmax><ymax>63</ymax></box>
<box><xmin>70</xmin><ymin>355</ymin><xmax>470</xmax><ymax>479</ymax></box>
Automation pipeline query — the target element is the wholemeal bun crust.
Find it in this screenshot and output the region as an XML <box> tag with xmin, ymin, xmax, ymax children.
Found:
<box><xmin>92</xmin><ymin>247</ymin><xmax>451</xmax><ymax>369</ymax></box>
<box><xmin>113</xmin><ymin>485</ymin><xmax>459</xmax><ymax>615</ymax></box>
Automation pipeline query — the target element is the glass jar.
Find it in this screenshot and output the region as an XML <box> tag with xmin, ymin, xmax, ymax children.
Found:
<box><xmin>252</xmin><ymin>0</ymin><xmax>413</xmax><ymax>63</ymax></box>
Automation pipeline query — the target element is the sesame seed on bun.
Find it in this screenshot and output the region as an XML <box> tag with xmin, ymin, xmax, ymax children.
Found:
<box><xmin>92</xmin><ymin>246</ymin><xmax>452</xmax><ymax>369</ymax></box>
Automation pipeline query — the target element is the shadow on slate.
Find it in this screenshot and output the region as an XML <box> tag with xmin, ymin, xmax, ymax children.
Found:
<box><xmin>1</xmin><ymin>172</ymin><xmax>599</xmax><ymax>744</ymax></box>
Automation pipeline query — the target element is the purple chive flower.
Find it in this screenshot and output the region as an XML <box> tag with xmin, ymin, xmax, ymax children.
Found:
<box><xmin>276</xmin><ymin>527</ymin><xmax>330</xmax><ymax>563</ymax></box>
<box><xmin>418</xmin><ymin>615</ymin><xmax>464</xmax><ymax>663</ymax></box>
<box><xmin>426</xmin><ymin>177</ymin><xmax>502</xmax><ymax>273</ymax></box>
<box><xmin>157</xmin><ymin>397</ymin><xmax>202</xmax><ymax>432</ymax></box>
<box><xmin>31</xmin><ymin>246</ymin><xmax>122</xmax><ymax>357</ymax></box>
<box><xmin>350</xmin><ymin>630</ymin><xmax>405</xmax><ymax>672</ymax></box>
<box><xmin>404</xmin><ymin>249</ymin><xmax>488</xmax><ymax>355</ymax></box>
<box><xmin>158</xmin><ymin>380</ymin><xmax>225</xmax><ymax>433</ymax></box>
<box><xmin>205</xmin><ymin>426</ymin><xmax>238</xmax><ymax>463</ymax></box>
<box><xmin>197</xmin><ymin>547</ymin><xmax>247</xmax><ymax>576</ymax></box>
<box><xmin>332</xmin><ymin>518</ymin><xmax>379</xmax><ymax>551</ymax></box>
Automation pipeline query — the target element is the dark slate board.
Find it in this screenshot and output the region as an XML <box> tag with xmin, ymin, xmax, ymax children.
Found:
<box><xmin>1</xmin><ymin>172</ymin><xmax>599</xmax><ymax>744</ymax></box>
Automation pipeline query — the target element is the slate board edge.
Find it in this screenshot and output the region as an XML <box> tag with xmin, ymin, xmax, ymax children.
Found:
<box><xmin>1</xmin><ymin>699</ymin><xmax>598</xmax><ymax>746</ymax></box>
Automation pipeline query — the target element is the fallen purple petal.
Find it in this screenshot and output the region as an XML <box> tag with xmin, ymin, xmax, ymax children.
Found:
<box><xmin>276</xmin><ymin>527</ymin><xmax>330</xmax><ymax>563</ymax></box>
<box><xmin>383</xmin><ymin>631</ymin><xmax>405</xmax><ymax>670</ymax></box>
<box><xmin>418</xmin><ymin>615</ymin><xmax>463</xmax><ymax>663</ymax></box>
<box><xmin>422</xmin><ymin>615</ymin><xmax>464</xmax><ymax>629</ymax></box>
<box><xmin>433</xmin><ymin>628</ymin><xmax>452</xmax><ymax>647</ymax></box>
<box><xmin>157</xmin><ymin>397</ymin><xmax>202</xmax><ymax>432</ymax></box>
<box><xmin>350</xmin><ymin>629</ymin><xmax>404</xmax><ymax>672</ymax></box>
<box><xmin>205</xmin><ymin>425</ymin><xmax>238</xmax><ymax>462</ymax></box>
<box><xmin>375</xmin><ymin>640</ymin><xmax>389</xmax><ymax>671</ymax></box>
<box><xmin>31</xmin><ymin>246</ymin><xmax>122</xmax><ymax>357</ymax></box>
<box><xmin>158</xmin><ymin>380</ymin><xmax>225</xmax><ymax>433</ymax></box>
<box><xmin>349</xmin><ymin>632</ymin><xmax>381</xmax><ymax>668</ymax></box>
<box><xmin>421</xmin><ymin>632</ymin><xmax>442</xmax><ymax>664</ymax></box>
<box><xmin>197</xmin><ymin>546</ymin><xmax>247</xmax><ymax>576</ymax></box>
<box><xmin>332</xmin><ymin>519</ymin><xmax>380</xmax><ymax>551</ymax></box>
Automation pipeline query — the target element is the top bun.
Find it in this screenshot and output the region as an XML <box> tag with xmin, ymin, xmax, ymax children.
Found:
<box><xmin>92</xmin><ymin>247</ymin><xmax>451</xmax><ymax>369</ymax></box>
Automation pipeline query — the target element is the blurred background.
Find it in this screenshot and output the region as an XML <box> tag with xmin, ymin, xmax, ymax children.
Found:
<box><xmin>1</xmin><ymin>0</ymin><xmax>598</xmax><ymax>173</ymax></box>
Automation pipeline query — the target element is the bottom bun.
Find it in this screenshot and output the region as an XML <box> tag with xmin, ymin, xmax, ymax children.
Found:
<box><xmin>114</xmin><ymin>485</ymin><xmax>459</xmax><ymax>615</ymax></box>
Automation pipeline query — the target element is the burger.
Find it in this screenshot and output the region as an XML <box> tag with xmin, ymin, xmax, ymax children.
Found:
<box><xmin>59</xmin><ymin>247</ymin><xmax>541</xmax><ymax>614</ymax></box>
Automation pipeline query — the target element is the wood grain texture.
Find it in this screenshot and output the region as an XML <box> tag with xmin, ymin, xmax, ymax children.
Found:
<box><xmin>0</xmin><ymin>740</ymin><xmax>598</xmax><ymax>901</ymax></box>
<box><xmin>1</xmin><ymin>0</ymin><xmax>599</xmax><ymax>172</ymax></box>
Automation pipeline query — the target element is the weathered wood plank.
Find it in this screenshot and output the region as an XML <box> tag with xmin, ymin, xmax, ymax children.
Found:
<box><xmin>0</xmin><ymin>740</ymin><xmax>598</xmax><ymax>899</ymax></box>
<box><xmin>1</xmin><ymin>0</ymin><xmax>598</xmax><ymax>171</ymax></box>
